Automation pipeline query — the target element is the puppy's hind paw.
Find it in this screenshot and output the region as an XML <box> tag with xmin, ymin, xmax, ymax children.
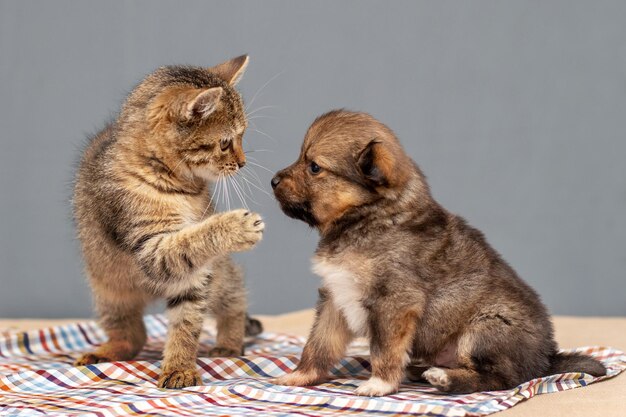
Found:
<box><xmin>354</xmin><ymin>377</ymin><xmax>397</xmax><ymax>397</ymax></box>
<box><xmin>422</xmin><ymin>367</ymin><xmax>451</xmax><ymax>391</ymax></box>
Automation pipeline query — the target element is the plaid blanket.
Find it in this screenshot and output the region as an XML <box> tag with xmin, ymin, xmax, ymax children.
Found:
<box><xmin>0</xmin><ymin>315</ymin><xmax>624</xmax><ymax>417</ymax></box>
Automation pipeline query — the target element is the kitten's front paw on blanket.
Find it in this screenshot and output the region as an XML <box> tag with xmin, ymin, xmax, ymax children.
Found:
<box><xmin>157</xmin><ymin>368</ymin><xmax>202</xmax><ymax>389</ymax></box>
<box><xmin>273</xmin><ymin>370</ymin><xmax>324</xmax><ymax>387</ymax></box>
<box><xmin>354</xmin><ymin>377</ymin><xmax>398</xmax><ymax>397</ymax></box>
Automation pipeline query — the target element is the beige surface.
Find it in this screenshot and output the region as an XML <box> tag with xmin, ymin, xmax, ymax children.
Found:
<box><xmin>1</xmin><ymin>311</ymin><xmax>625</xmax><ymax>417</ymax></box>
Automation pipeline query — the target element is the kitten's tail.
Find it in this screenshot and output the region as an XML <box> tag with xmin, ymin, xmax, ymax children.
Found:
<box><xmin>245</xmin><ymin>314</ymin><xmax>263</xmax><ymax>337</ymax></box>
<box><xmin>548</xmin><ymin>352</ymin><xmax>606</xmax><ymax>377</ymax></box>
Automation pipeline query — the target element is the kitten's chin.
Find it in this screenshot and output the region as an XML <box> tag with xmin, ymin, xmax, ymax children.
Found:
<box><xmin>191</xmin><ymin>167</ymin><xmax>220</xmax><ymax>182</ymax></box>
<box><xmin>192</xmin><ymin>167</ymin><xmax>240</xmax><ymax>183</ymax></box>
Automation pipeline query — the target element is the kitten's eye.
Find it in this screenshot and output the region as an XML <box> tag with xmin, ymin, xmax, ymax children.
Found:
<box><xmin>220</xmin><ymin>137</ymin><xmax>232</xmax><ymax>151</ymax></box>
<box><xmin>309</xmin><ymin>161</ymin><xmax>321</xmax><ymax>175</ymax></box>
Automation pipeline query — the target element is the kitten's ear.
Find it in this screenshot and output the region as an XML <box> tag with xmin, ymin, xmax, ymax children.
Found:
<box><xmin>357</xmin><ymin>139</ymin><xmax>404</xmax><ymax>188</ymax></box>
<box><xmin>186</xmin><ymin>87</ymin><xmax>223</xmax><ymax>120</ymax></box>
<box><xmin>209</xmin><ymin>55</ymin><xmax>249</xmax><ymax>86</ymax></box>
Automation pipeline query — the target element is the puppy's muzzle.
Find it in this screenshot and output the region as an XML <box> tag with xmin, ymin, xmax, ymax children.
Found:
<box><xmin>270</xmin><ymin>174</ymin><xmax>281</xmax><ymax>189</ymax></box>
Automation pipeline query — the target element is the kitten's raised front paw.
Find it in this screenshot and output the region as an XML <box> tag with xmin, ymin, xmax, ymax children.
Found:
<box><xmin>217</xmin><ymin>209</ymin><xmax>265</xmax><ymax>252</ymax></box>
<box><xmin>273</xmin><ymin>370</ymin><xmax>323</xmax><ymax>387</ymax></box>
<box><xmin>157</xmin><ymin>368</ymin><xmax>202</xmax><ymax>389</ymax></box>
<box><xmin>208</xmin><ymin>346</ymin><xmax>243</xmax><ymax>357</ymax></box>
<box><xmin>74</xmin><ymin>353</ymin><xmax>111</xmax><ymax>366</ymax></box>
<box><xmin>354</xmin><ymin>377</ymin><xmax>398</xmax><ymax>397</ymax></box>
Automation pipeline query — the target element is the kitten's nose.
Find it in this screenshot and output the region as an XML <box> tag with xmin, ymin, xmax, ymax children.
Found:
<box><xmin>237</xmin><ymin>159</ymin><xmax>246</xmax><ymax>168</ymax></box>
<box><xmin>271</xmin><ymin>175</ymin><xmax>281</xmax><ymax>189</ymax></box>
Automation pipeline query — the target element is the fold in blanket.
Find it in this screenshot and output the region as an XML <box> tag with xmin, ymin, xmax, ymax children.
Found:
<box><xmin>0</xmin><ymin>315</ymin><xmax>624</xmax><ymax>417</ymax></box>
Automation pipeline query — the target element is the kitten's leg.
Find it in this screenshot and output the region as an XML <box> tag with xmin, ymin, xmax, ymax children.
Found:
<box><xmin>206</xmin><ymin>257</ymin><xmax>247</xmax><ymax>357</ymax></box>
<box><xmin>75</xmin><ymin>287</ymin><xmax>148</xmax><ymax>366</ymax></box>
<box><xmin>354</xmin><ymin>306</ymin><xmax>419</xmax><ymax>397</ymax></box>
<box><xmin>131</xmin><ymin>209</ymin><xmax>263</xmax><ymax>298</ymax></box>
<box><xmin>158</xmin><ymin>288</ymin><xmax>207</xmax><ymax>389</ymax></box>
<box><xmin>274</xmin><ymin>289</ymin><xmax>352</xmax><ymax>386</ymax></box>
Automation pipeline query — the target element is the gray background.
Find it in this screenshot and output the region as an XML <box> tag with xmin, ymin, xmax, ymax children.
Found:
<box><xmin>1</xmin><ymin>1</ymin><xmax>624</xmax><ymax>318</ymax></box>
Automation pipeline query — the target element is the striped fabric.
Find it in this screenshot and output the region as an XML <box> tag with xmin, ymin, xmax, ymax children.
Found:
<box><xmin>0</xmin><ymin>316</ymin><xmax>624</xmax><ymax>417</ymax></box>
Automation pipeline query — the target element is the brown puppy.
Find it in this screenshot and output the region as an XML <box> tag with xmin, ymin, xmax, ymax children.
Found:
<box><xmin>271</xmin><ymin>110</ymin><xmax>605</xmax><ymax>396</ymax></box>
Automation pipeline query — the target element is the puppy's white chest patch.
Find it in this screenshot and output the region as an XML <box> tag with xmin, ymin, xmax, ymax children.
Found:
<box><xmin>312</xmin><ymin>259</ymin><xmax>368</xmax><ymax>336</ymax></box>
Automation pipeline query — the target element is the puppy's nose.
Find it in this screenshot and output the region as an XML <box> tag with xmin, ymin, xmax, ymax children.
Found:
<box><xmin>271</xmin><ymin>175</ymin><xmax>281</xmax><ymax>189</ymax></box>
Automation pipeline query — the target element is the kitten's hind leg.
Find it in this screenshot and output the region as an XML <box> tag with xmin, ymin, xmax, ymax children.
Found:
<box><xmin>75</xmin><ymin>287</ymin><xmax>148</xmax><ymax>366</ymax></box>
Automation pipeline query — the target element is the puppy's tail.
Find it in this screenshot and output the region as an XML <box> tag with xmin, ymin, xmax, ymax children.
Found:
<box><xmin>245</xmin><ymin>314</ymin><xmax>263</xmax><ymax>337</ymax></box>
<box><xmin>548</xmin><ymin>352</ymin><xmax>606</xmax><ymax>377</ymax></box>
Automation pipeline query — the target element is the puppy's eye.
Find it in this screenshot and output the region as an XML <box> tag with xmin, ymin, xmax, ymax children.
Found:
<box><xmin>309</xmin><ymin>161</ymin><xmax>321</xmax><ymax>175</ymax></box>
<box><xmin>220</xmin><ymin>137</ymin><xmax>232</xmax><ymax>151</ymax></box>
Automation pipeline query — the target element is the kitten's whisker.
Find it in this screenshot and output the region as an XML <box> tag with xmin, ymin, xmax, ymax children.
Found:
<box><xmin>224</xmin><ymin>177</ymin><xmax>232</xmax><ymax>211</ymax></box>
<box><xmin>242</xmin><ymin>166</ymin><xmax>264</xmax><ymax>187</ymax></box>
<box><xmin>204</xmin><ymin>174</ymin><xmax>221</xmax><ymax>218</ymax></box>
<box><xmin>246</xmin><ymin>160</ymin><xmax>274</xmax><ymax>175</ymax></box>
<box><xmin>171</xmin><ymin>155</ymin><xmax>192</xmax><ymax>179</ymax></box>
<box><xmin>229</xmin><ymin>176</ymin><xmax>249</xmax><ymax>209</ymax></box>
<box><xmin>239</xmin><ymin>170</ymin><xmax>257</xmax><ymax>199</ymax></box>
<box><xmin>246</xmin><ymin>115</ymin><xmax>277</xmax><ymax>121</ymax></box>
<box><xmin>241</xmin><ymin>176</ymin><xmax>273</xmax><ymax>198</ymax></box>
<box><xmin>251</xmin><ymin>128</ymin><xmax>278</xmax><ymax>143</ymax></box>
<box><xmin>245</xmin><ymin>70</ymin><xmax>285</xmax><ymax>112</ymax></box>
<box><xmin>246</xmin><ymin>105</ymin><xmax>279</xmax><ymax>118</ymax></box>
<box><xmin>244</xmin><ymin>149</ymin><xmax>275</xmax><ymax>154</ymax></box>
<box><xmin>218</xmin><ymin>176</ymin><xmax>225</xmax><ymax>210</ymax></box>
<box><xmin>234</xmin><ymin>175</ymin><xmax>260</xmax><ymax>205</ymax></box>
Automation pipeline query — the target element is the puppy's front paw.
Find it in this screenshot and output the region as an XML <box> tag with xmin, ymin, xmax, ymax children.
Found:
<box><xmin>422</xmin><ymin>367</ymin><xmax>451</xmax><ymax>391</ymax></box>
<box><xmin>157</xmin><ymin>368</ymin><xmax>202</xmax><ymax>389</ymax></box>
<box><xmin>273</xmin><ymin>370</ymin><xmax>323</xmax><ymax>387</ymax></box>
<box><xmin>216</xmin><ymin>209</ymin><xmax>264</xmax><ymax>253</ymax></box>
<box><xmin>208</xmin><ymin>346</ymin><xmax>242</xmax><ymax>357</ymax></box>
<box><xmin>354</xmin><ymin>377</ymin><xmax>398</xmax><ymax>397</ymax></box>
<box><xmin>74</xmin><ymin>353</ymin><xmax>111</xmax><ymax>366</ymax></box>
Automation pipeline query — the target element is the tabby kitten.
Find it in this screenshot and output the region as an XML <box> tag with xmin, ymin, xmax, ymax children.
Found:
<box><xmin>73</xmin><ymin>55</ymin><xmax>264</xmax><ymax>389</ymax></box>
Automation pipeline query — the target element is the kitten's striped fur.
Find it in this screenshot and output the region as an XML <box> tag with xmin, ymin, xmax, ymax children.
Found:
<box><xmin>73</xmin><ymin>55</ymin><xmax>263</xmax><ymax>389</ymax></box>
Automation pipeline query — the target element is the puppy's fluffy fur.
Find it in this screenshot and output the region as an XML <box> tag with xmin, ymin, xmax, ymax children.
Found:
<box><xmin>272</xmin><ymin>110</ymin><xmax>605</xmax><ymax>395</ymax></box>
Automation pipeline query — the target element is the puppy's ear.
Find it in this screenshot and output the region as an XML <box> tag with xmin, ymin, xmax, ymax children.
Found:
<box><xmin>209</xmin><ymin>55</ymin><xmax>249</xmax><ymax>86</ymax></box>
<box><xmin>357</xmin><ymin>139</ymin><xmax>408</xmax><ymax>188</ymax></box>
